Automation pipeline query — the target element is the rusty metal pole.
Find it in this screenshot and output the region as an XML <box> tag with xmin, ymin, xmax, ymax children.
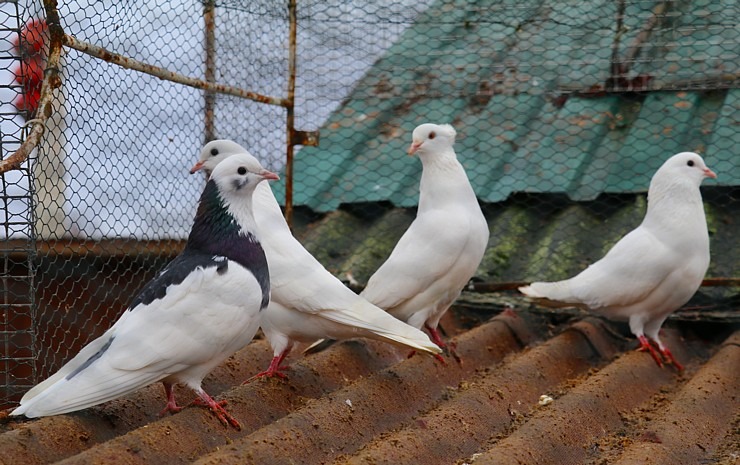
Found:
<box><xmin>203</xmin><ymin>0</ymin><xmax>216</xmax><ymax>143</ymax></box>
<box><xmin>284</xmin><ymin>0</ymin><xmax>298</xmax><ymax>228</ymax></box>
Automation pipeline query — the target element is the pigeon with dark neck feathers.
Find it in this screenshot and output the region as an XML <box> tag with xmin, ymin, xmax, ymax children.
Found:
<box><xmin>191</xmin><ymin>140</ymin><xmax>442</xmax><ymax>380</ymax></box>
<box><xmin>11</xmin><ymin>154</ymin><xmax>278</xmax><ymax>429</ymax></box>
<box><xmin>520</xmin><ymin>152</ymin><xmax>717</xmax><ymax>371</ymax></box>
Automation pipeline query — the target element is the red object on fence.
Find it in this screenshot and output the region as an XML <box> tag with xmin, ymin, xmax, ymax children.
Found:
<box><xmin>12</xmin><ymin>18</ymin><xmax>48</xmax><ymax>118</ymax></box>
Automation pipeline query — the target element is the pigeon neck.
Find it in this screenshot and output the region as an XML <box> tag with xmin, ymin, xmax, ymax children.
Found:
<box><xmin>188</xmin><ymin>181</ymin><xmax>270</xmax><ymax>308</ymax></box>
<box><xmin>252</xmin><ymin>182</ymin><xmax>289</xmax><ymax>233</ymax></box>
<box><xmin>647</xmin><ymin>174</ymin><xmax>704</xmax><ymax>210</ymax></box>
<box><xmin>188</xmin><ymin>181</ymin><xmax>260</xmax><ymax>255</ymax></box>
<box><xmin>418</xmin><ymin>151</ymin><xmax>477</xmax><ymax>210</ymax></box>
<box><xmin>644</xmin><ymin>177</ymin><xmax>707</xmax><ymax>236</ymax></box>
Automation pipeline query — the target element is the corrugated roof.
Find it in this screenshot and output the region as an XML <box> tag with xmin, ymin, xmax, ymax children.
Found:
<box><xmin>2</xmin><ymin>183</ymin><xmax>737</xmax><ymax>464</ymax></box>
<box><xmin>275</xmin><ymin>0</ymin><xmax>739</xmax><ymax>211</ymax></box>
<box><xmin>1</xmin><ymin>305</ymin><xmax>737</xmax><ymax>464</ymax></box>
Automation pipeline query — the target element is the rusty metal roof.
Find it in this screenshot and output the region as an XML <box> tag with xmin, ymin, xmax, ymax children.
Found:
<box><xmin>279</xmin><ymin>90</ymin><xmax>739</xmax><ymax>212</ymax></box>
<box><xmin>273</xmin><ymin>0</ymin><xmax>740</xmax><ymax>212</ymax></box>
<box><xmin>0</xmin><ymin>303</ymin><xmax>737</xmax><ymax>464</ymax></box>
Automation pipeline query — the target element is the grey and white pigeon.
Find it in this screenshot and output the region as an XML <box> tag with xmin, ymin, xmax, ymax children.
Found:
<box><xmin>191</xmin><ymin>140</ymin><xmax>441</xmax><ymax>380</ymax></box>
<box><xmin>356</xmin><ymin>123</ymin><xmax>489</xmax><ymax>361</ymax></box>
<box><xmin>520</xmin><ymin>152</ymin><xmax>717</xmax><ymax>371</ymax></box>
<box><xmin>11</xmin><ymin>154</ymin><xmax>278</xmax><ymax>429</ymax></box>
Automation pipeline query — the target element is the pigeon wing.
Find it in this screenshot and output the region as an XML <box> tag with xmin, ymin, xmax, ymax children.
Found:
<box><xmin>525</xmin><ymin>226</ymin><xmax>677</xmax><ymax>310</ymax></box>
<box><xmin>13</xmin><ymin>255</ymin><xmax>262</xmax><ymax>417</ymax></box>
<box><xmin>361</xmin><ymin>209</ymin><xmax>467</xmax><ymax>310</ymax></box>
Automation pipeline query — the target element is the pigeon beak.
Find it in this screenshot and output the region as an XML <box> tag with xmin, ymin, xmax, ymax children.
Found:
<box><xmin>407</xmin><ymin>141</ymin><xmax>422</xmax><ymax>156</ymax></box>
<box><xmin>703</xmin><ymin>167</ymin><xmax>717</xmax><ymax>179</ymax></box>
<box><xmin>189</xmin><ymin>160</ymin><xmax>205</xmax><ymax>174</ymax></box>
<box><xmin>261</xmin><ymin>169</ymin><xmax>280</xmax><ymax>181</ymax></box>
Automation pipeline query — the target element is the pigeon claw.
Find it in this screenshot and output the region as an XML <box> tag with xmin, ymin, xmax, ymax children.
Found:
<box><xmin>659</xmin><ymin>346</ymin><xmax>684</xmax><ymax>372</ymax></box>
<box><xmin>193</xmin><ymin>394</ymin><xmax>241</xmax><ymax>430</ymax></box>
<box><xmin>210</xmin><ymin>405</ymin><xmax>241</xmax><ymax>430</ymax></box>
<box><xmin>243</xmin><ymin>368</ymin><xmax>290</xmax><ymax>384</ymax></box>
<box><xmin>158</xmin><ymin>402</ymin><xmax>184</xmax><ymax>417</ymax></box>
<box><xmin>409</xmin><ymin>349</ymin><xmax>447</xmax><ymax>366</ymax></box>
<box><xmin>636</xmin><ymin>335</ymin><xmax>685</xmax><ymax>371</ymax></box>
<box><xmin>425</xmin><ymin>324</ymin><xmax>462</xmax><ymax>366</ymax></box>
<box><xmin>433</xmin><ymin>353</ymin><xmax>448</xmax><ymax>366</ymax></box>
<box><xmin>189</xmin><ymin>397</ymin><xmax>226</xmax><ymax>408</ymax></box>
<box><xmin>447</xmin><ymin>343</ymin><xmax>463</xmax><ymax>366</ymax></box>
<box><xmin>637</xmin><ymin>335</ymin><xmax>664</xmax><ymax>368</ymax></box>
<box><xmin>244</xmin><ymin>352</ymin><xmax>292</xmax><ymax>384</ymax></box>
<box><xmin>159</xmin><ymin>382</ymin><xmax>184</xmax><ymax>417</ymax></box>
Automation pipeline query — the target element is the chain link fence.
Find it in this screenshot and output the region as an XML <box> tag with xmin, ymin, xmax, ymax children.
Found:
<box><xmin>1</xmin><ymin>0</ymin><xmax>738</xmax><ymax>408</ymax></box>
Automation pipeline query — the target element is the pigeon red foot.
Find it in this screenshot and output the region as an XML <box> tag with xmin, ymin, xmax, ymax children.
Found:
<box><xmin>158</xmin><ymin>382</ymin><xmax>184</xmax><ymax>417</ymax></box>
<box><xmin>659</xmin><ymin>345</ymin><xmax>684</xmax><ymax>371</ymax></box>
<box><xmin>426</xmin><ymin>324</ymin><xmax>461</xmax><ymax>365</ymax></box>
<box><xmin>190</xmin><ymin>391</ymin><xmax>241</xmax><ymax>430</ymax></box>
<box><xmin>407</xmin><ymin>349</ymin><xmax>448</xmax><ymax>366</ymax></box>
<box><xmin>637</xmin><ymin>335</ymin><xmax>684</xmax><ymax>371</ymax></box>
<box><xmin>637</xmin><ymin>334</ymin><xmax>664</xmax><ymax>367</ymax></box>
<box><xmin>244</xmin><ymin>350</ymin><xmax>290</xmax><ymax>383</ymax></box>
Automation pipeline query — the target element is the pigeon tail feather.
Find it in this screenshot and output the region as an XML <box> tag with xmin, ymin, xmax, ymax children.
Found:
<box><xmin>519</xmin><ymin>281</ymin><xmax>578</xmax><ymax>303</ymax></box>
<box><xmin>366</xmin><ymin>326</ymin><xmax>441</xmax><ymax>354</ymax></box>
<box><xmin>12</xmin><ymin>366</ymin><xmax>163</xmax><ymax>418</ymax></box>
<box><xmin>322</xmin><ymin>301</ymin><xmax>442</xmax><ymax>355</ymax></box>
<box><xmin>17</xmin><ymin>330</ymin><xmax>115</xmax><ymax>403</ymax></box>
<box><xmin>303</xmin><ymin>338</ymin><xmax>335</xmax><ymax>355</ymax></box>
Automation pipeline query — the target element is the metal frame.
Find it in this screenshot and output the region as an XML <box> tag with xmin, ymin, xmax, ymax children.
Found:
<box><xmin>0</xmin><ymin>0</ymin><xmax>318</xmax><ymax>227</ymax></box>
<box><xmin>0</xmin><ymin>0</ymin><xmax>318</xmax><ymax>407</ymax></box>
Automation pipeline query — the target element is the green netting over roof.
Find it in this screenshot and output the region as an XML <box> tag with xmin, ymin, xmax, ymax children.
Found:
<box><xmin>276</xmin><ymin>0</ymin><xmax>739</xmax><ymax>211</ymax></box>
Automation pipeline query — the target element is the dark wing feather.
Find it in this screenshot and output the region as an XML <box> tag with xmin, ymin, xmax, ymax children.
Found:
<box><xmin>129</xmin><ymin>250</ymin><xmax>229</xmax><ymax>309</ymax></box>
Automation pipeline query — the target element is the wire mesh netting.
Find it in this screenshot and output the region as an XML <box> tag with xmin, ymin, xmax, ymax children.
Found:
<box><xmin>1</xmin><ymin>0</ymin><xmax>738</xmax><ymax>408</ymax></box>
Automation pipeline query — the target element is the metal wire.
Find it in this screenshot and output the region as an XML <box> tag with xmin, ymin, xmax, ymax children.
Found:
<box><xmin>0</xmin><ymin>0</ymin><xmax>737</xmax><ymax>410</ymax></box>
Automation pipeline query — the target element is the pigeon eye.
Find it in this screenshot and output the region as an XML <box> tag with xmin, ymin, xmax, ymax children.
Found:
<box><xmin>687</xmin><ymin>160</ymin><xmax>694</xmax><ymax>167</ymax></box>
<box><xmin>237</xmin><ymin>167</ymin><xmax>247</xmax><ymax>175</ymax></box>
<box><xmin>428</xmin><ymin>131</ymin><xmax>436</xmax><ymax>140</ymax></box>
<box><xmin>210</xmin><ymin>148</ymin><xmax>219</xmax><ymax>157</ymax></box>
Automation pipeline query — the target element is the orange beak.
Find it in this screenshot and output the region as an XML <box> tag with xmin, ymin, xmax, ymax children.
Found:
<box><xmin>189</xmin><ymin>160</ymin><xmax>205</xmax><ymax>174</ymax></box>
<box><xmin>704</xmin><ymin>167</ymin><xmax>717</xmax><ymax>179</ymax></box>
<box><xmin>407</xmin><ymin>141</ymin><xmax>422</xmax><ymax>155</ymax></box>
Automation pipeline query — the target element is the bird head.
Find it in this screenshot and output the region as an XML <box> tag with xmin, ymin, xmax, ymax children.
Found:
<box><xmin>657</xmin><ymin>152</ymin><xmax>717</xmax><ymax>186</ymax></box>
<box><xmin>407</xmin><ymin>123</ymin><xmax>457</xmax><ymax>156</ymax></box>
<box><xmin>209</xmin><ymin>151</ymin><xmax>279</xmax><ymax>199</ymax></box>
<box><xmin>191</xmin><ymin>140</ymin><xmax>259</xmax><ymax>179</ymax></box>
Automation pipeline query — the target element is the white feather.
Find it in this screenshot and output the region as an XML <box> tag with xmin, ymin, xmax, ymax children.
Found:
<box><xmin>195</xmin><ymin>141</ymin><xmax>442</xmax><ymax>363</ymax></box>
<box><xmin>13</xmin><ymin>154</ymin><xmax>271</xmax><ymax>418</ymax></box>
<box><xmin>519</xmin><ymin>152</ymin><xmax>715</xmax><ymax>346</ymax></box>
<box><xmin>360</xmin><ymin>123</ymin><xmax>489</xmax><ymax>332</ymax></box>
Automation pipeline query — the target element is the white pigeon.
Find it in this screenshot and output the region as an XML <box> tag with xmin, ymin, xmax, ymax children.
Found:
<box><xmin>520</xmin><ymin>152</ymin><xmax>717</xmax><ymax>371</ymax></box>
<box><xmin>190</xmin><ymin>140</ymin><xmax>441</xmax><ymax>379</ymax></box>
<box><xmin>356</xmin><ymin>123</ymin><xmax>489</xmax><ymax>361</ymax></box>
<box><xmin>11</xmin><ymin>154</ymin><xmax>279</xmax><ymax>429</ymax></box>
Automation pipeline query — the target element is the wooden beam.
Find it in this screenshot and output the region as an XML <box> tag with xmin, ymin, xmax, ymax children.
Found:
<box><xmin>0</xmin><ymin>239</ymin><xmax>186</xmax><ymax>259</ymax></box>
